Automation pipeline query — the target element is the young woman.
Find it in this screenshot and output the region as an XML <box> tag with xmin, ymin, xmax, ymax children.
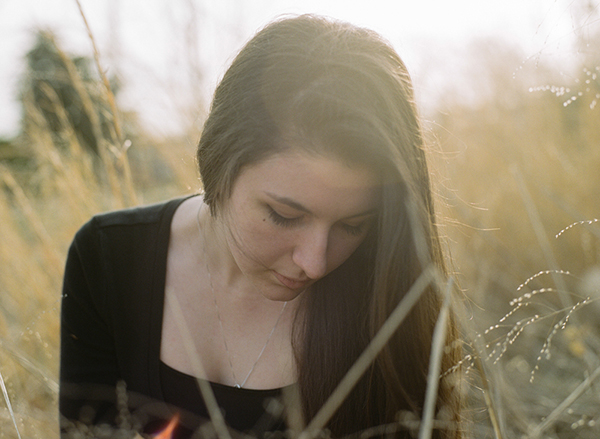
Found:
<box><xmin>60</xmin><ymin>14</ymin><xmax>461</xmax><ymax>439</ymax></box>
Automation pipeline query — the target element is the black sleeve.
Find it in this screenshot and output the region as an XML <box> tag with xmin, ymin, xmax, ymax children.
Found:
<box><xmin>59</xmin><ymin>218</ymin><xmax>121</xmax><ymax>431</ymax></box>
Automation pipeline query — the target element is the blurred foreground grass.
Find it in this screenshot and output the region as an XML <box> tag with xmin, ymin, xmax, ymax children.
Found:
<box><xmin>1</xmin><ymin>28</ymin><xmax>599</xmax><ymax>439</ymax></box>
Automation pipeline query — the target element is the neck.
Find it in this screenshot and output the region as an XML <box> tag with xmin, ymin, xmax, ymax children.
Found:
<box><xmin>197</xmin><ymin>202</ymin><xmax>264</xmax><ymax>302</ymax></box>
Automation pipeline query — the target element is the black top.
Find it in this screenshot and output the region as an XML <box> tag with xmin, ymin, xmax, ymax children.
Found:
<box><xmin>160</xmin><ymin>361</ymin><xmax>286</xmax><ymax>435</ymax></box>
<box><xmin>60</xmin><ymin>196</ymin><xmax>287</xmax><ymax>438</ymax></box>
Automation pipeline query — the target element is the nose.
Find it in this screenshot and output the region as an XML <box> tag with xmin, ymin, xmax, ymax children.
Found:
<box><xmin>292</xmin><ymin>228</ymin><xmax>329</xmax><ymax>280</ymax></box>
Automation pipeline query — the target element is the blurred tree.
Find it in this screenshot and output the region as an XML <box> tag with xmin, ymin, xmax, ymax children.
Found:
<box><xmin>19</xmin><ymin>30</ymin><xmax>120</xmax><ymax>157</ymax></box>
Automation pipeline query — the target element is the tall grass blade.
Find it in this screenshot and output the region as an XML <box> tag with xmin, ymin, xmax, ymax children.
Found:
<box><xmin>528</xmin><ymin>365</ymin><xmax>600</xmax><ymax>439</ymax></box>
<box><xmin>74</xmin><ymin>0</ymin><xmax>122</xmax><ymax>143</ymax></box>
<box><xmin>165</xmin><ymin>287</ymin><xmax>232</xmax><ymax>439</ymax></box>
<box><xmin>0</xmin><ymin>368</ymin><xmax>23</xmax><ymax>439</ymax></box>
<box><xmin>74</xmin><ymin>0</ymin><xmax>138</xmax><ymax>207</ymax></box>
<box><xmin>510</xmin><ymin>166</ymin><xmax>571</xmax><ymax>310</ymax></box>
<box><xmin>1</xmin><ymin>164</ymin><xmax>63</xmax><ymax>272</ymax></box>
<box><xmin>419</xmin><ymin>278</ymin><xmax>452</xmax><ymax>439</ymax></box>
<box><xmin>299</xmin><ymin>266</ymin><xmax>436</xmax><ymax>439</ymax></box>
<box><xmin>450</xmin><ymin>285</ymin><xmax>505</xmax><ymax>439</ymax></box>
<box><xmin>472</xmin><ymin>354</ymin><xmax>504</xmax><ymax>439</ymax></box>
<box><xmin>0</xmin><ymin>341</ymin><xmax>58</xmax><ymax>394</ymax></box>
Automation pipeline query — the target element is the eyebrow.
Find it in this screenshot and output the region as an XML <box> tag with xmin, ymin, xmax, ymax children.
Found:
<box><xmin>264</xmin><ymin>192</ymin><xmax>378</xmax><ymax>220</ymax></box>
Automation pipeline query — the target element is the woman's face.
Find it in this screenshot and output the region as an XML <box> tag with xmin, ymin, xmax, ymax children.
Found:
<box><xmin>221</xmin><ymin>149</ymin><xmax>380</xmax><ymax>302</ymax></box>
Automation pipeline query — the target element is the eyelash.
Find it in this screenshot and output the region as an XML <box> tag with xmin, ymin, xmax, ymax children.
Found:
<box><xmin>340</xmin><ymin>222</ymin><xmax>365</xmax><ymax>236</ymax></box>
<box><xmin>267</xmin><ymin>206</ymin><xmax>366</xmax><ymax>236</ymax></box>
<box><xmin>268</xmin><ymin>207</ymin><xmax>302</xmax><ymax>227</ymax></box>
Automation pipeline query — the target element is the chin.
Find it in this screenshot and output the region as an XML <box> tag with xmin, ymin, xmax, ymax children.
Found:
<box><xmin>261</xmin><ymin>284</ymin><xmax>307</xmax><ymax>303</ymax></box>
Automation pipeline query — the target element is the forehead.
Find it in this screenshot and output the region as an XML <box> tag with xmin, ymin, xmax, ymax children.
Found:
<box><xmin>240</xmin><ymin>149</ymin><xmax>379</xmax><ymax>187</ymax></box>
<box><xmin>232</xmin><ymin>150</ymin><xmax>381</xmax><ymax>216</ymax></box>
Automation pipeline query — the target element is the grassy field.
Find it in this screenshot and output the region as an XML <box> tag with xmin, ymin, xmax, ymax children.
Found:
<box><xmin>428</xmin><ymin>40</ymin><xmax>600</xmax><ymax>438</ymax></box>
<box><xmin>1</xmin><ymin>17</ymin><xmax>599</xmax><ymax>439</ymax></box>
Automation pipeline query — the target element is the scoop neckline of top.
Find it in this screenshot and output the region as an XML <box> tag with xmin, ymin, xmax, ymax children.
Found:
<box><xmin>159</xmin><ymin>360</ymin><xmax>296</xmax><ymax>393</ymax></box>
<box><xmin>159</xmin><ymin>196</ymin><xmax>296</xmax><ymax>395</ymax></box>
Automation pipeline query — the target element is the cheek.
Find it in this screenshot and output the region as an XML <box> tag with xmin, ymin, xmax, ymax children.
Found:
<box><xmin>229</xmin><ymin>215</ymin><xmax>294</xmax><ymax>264</ymax></box>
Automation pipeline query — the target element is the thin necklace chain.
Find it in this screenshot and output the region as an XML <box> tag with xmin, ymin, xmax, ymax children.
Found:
<box><xmin>196</xmin><ymin>205</ymin><xmax>287</xmax><ymax>388</ymax></box>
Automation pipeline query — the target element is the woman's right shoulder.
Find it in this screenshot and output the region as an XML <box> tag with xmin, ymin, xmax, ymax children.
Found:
<box><xmin>91</xmin><ymin>196</ymin><xmax>195</xmax><ymax>228</ymax></box>
<box><xmin>63</xmin><ymin>196</ymin><xmax>200</xmax><ymax>305</ymax></box>
<box><xmin>75</xmin><ymin>195</ymin><xmax>198</xmax><ymax>240</ymax></box>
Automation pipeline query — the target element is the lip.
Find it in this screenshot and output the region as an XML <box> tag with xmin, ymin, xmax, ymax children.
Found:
<box><xmin>273</xmin><ymin>271</ymin><xmax>310</xmax><ymax>290</ymax></box>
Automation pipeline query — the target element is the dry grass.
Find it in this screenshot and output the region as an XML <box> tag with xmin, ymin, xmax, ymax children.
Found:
<box><xmin>0</xmin><ymin>19</ymin><xmax>197</xmax><ymax>439</ymax></box>
<box><xmin>1</xmin><ymin>12</ymin><xmax>599</xmax><ymax>439</ymax></box>
<box><xmin>428</xmin><ymin>39</ymin><xmax>600</xmax><ymax>438</ymax></box>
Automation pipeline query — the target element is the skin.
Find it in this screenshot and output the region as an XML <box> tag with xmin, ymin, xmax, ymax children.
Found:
<box><xmin>161</xmin><ymin>149</ymin><xmax>380</xmax><ymax>388</ymax></box>
<box><xmin>216</xmin><ymin>150</ymin><xmax>381</xmax><ymax>302</ymax></box>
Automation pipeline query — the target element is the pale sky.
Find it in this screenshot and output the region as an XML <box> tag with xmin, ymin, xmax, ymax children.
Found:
<box><xmin>0</xmin><ymin>0</ymin><xmax>595</xmax><ymax>138</ymax></box>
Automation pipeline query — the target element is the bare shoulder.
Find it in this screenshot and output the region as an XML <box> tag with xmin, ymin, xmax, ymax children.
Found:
<box><xmin>170</xmin><ymin>195</ymin><xmax>204</xmax><ymax>239</ymax></box>
<box><xmin>166</xmin><ymin>194</ymin><xmax>206</xmax><ymax>291</ymax></box>
<box><xmin>161</xmin><ymin>195</ymin><xmax>214</xmax><ymax>377</ymax></box>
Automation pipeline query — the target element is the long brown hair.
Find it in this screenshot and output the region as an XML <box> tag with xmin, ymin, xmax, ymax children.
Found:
<box><xmin>197</xmin><ymin>15</ymin><xmax>461</xmax><ymax>438</ymax></box>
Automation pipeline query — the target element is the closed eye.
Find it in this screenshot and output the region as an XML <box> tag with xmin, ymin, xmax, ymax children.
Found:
<box><xmin>268</xmin><ymin>206</ymin><xmax>302</xmax><ymax>227</ymax></box>
<box><xmin>339</xmin><ymin>222</ymin><xmax>366</xmax><ymax>236</ymax></box>
<box><xmin>339</xmin><ymin>213</ymin><xmax>378</xmax><ymax>237</ymax></box>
